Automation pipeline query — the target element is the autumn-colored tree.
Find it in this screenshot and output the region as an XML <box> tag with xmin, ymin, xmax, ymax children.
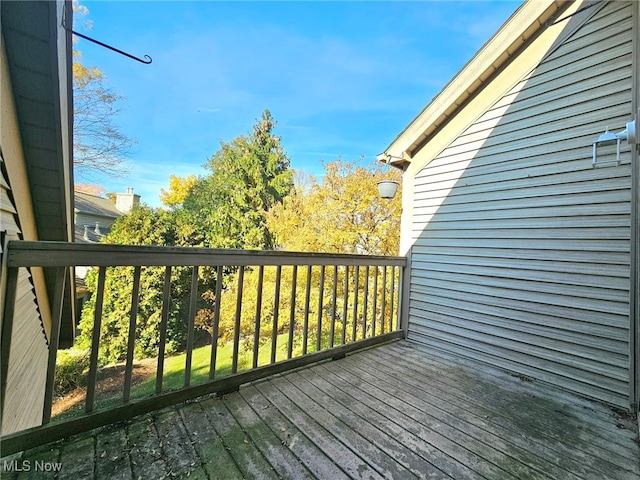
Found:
<box><xmin>159</xmin><ymin>174</ymin><xmax>198</xmax><ymax>208</ymax></box>
<box><xmin>219</xmin><ymin>160</ymin><xmax>403</xmax><ymax>356</ymax></box>
<box><xmin>215</xmin><ymin>261</ymin><xmax>399</xmax><ymax>368</ymax></box>
<box><xmin>184</xmin><ymin>110</ymin><xmax>294</xmax><ymax>250</ymax></box>
<box><xmin>74</xmin><ymin>183</ymin><xmax>107</xmax><ymax>197</ymax></box>
<box><xmin>266</xmin><ymin>159</ymin><xmax>402</xmax><ymax>255</ymax></box>
<box><xmin>72</xmin><ymin>3</ymin><xmax>134</xmax><ymax>180</ymax></box>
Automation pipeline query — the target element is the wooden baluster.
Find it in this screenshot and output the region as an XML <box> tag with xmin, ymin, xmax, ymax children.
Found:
<box><xmin>209</xmin><ymin>265</ymin><xmax>223</xmax><ymax>380</ymax></box>
<box><xmin>287</xmin><ymin>265</ymin><xmax>297</xmax><ymax>360</ymax></box>
<box><xmin>381</xmin><ymin>266</ymin><xmax>387</xmax><ymax>335</ymax></box>
<box><xmin>302</xmin><ymin>265</ymin><xmax>312</xmax><ymax>355</ymax></box>
<box><xmin>341</xmin><ymin>266</ymin><xmax>348</xmax><ymax>345</ymax></box>
<box><xmin>184</xmin><ymin>266</ymin><xmax>199</xmax><ymax>387</ymax></box>
<box><xmin>156</xmin><ymin>266</ymin><xmax>172</xmax><ymax>394</ymax></box>
<box><xmin>316</xmin><ymin>265</ymin><xmax>325</xmax><ymax>352</ymax></box>
<box><xmin>231</xmin><ymin>267</ymin><xmax>245</xmax><ymax>373</ymax></box>
<box><xmin>42</xmin><ymin>267</ymin><xmax>67</xmax><ymax>423</ymax></box>
<box><xmin>329</xmin><ymin>265</ymin><xmax>338</xmax><ymax>348</ymax></box>
<box><xmin>86</xmin><ymin>266</ymin><xmax>106</xmax><ymax>413</ymax></box>
<box><xmin>252</xmin><ymin>265</ymin><xmax>264</xmax><ymax>369</ymax></box>
<box><xmin>372</xmin><ymin>266</ymin><xmax>378</xmax><ymax>337</ymax></box>
<box><xmin>352</xmin><ymin>266</ymin><xmax>359</xmax><ymax>342</ymax></box>
<box><xmin>271</xmin><ymin>265</ymin><xmax>282</xmax><ymax>364</ymax></box>
<box><xmin>389</xmin><ymin>266</ymin><xmax>396</xmax><ymax>331</ymax></box>
<box><xmin>123</xmin><ymin>266</ymin><xmax>141</xmax><ymax>402</ymax></box>
<box><xmin>362</xmin><ymin>266</ymin><xmax>369</xmax><ymax>339</ymax></box>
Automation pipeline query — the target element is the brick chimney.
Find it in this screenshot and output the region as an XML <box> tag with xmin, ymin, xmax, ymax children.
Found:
<box><xmin>115</xmin><ymin>187</ymin><xmax>141</xmax><ymax>213</ymax></box>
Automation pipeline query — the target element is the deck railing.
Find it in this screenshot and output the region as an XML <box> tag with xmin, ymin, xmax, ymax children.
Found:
<box><xmin>1</xmin><ymin>241</ymin><xmax>407</xmax><ymax>454</ymax></box>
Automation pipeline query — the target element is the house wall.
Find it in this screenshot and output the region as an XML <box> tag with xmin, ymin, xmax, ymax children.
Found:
<box><xmin>406</xmin><ymin>1</ymin><xmax>636</xmax><ymax>408</ymax></box>
<box><xmin>1</xmin><ymin>37</ymin><xmax>49</xmax><ymax>433</ymax></box>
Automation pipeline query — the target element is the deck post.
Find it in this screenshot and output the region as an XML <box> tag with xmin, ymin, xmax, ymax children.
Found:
<box><xmin>399</xmin><ymin>247</ymin><xmax>412</xmax><ymax>339</ymax></box>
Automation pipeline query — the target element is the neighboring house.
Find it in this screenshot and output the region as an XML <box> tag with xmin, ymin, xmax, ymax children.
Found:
<box><xmin>1</xmin><ymin>1</ymin><xmax>74</xmax><ymax>434</ymax></box>
<box><xmin>74</xmin><ymin>188</ymin><xmax>140</xmax><ymax>244</ymax></box>
<box><xmin>381</xmin><ymin>0</ymin><xmax>639</xmax><ymax>411</ymax></box>
<box><xmin>73</xmin><ymin>189</ymin><xmax>140</xmax><ymax>321</ymax></box>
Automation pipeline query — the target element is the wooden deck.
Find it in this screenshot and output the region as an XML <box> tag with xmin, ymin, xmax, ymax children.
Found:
<box><xmin>2</xmin><ymin>340</ymin><xmax>639</xmax><ymax>479</ymax></box>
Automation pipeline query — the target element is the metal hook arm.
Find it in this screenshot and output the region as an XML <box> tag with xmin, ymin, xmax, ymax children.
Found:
<box><xmin>63</xmin><ymin>16</ymin><xmax>152</xmax><ymax>65</ymax></box>
<box><xmin>69</xmin><ymin>29</ymin><xmax>152</xmax><ymax>65</ymax></box>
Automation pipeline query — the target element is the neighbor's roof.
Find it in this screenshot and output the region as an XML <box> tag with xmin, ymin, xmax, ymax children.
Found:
<box><xmin>74</xmin><ymin>192</ymin><xmax>122</xmax><ymax>218</ymax></box>
<box><xmin>379</xmin><ymin>0</ymin><xmax>575</xmax><ymax>169</ymax></box>
<box><xmin>74</xmin><ymin>223</ymin><xmax>111</xmax><ymax>244</ymax></box>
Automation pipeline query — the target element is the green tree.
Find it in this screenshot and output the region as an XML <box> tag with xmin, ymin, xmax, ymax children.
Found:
<box><xmin>76</xmin><ymin>112</ymin><xmax>294</xmax><ymax>365</ymax></box>
<box><xmin>184</xmin><ymin>110</ymin><xmax>294</xmax><ymax>250</ymax></box>
<box><xmin>76</xmin><ymin>207</ymin><xmax>213</xmax><ymax>364</ymax></box>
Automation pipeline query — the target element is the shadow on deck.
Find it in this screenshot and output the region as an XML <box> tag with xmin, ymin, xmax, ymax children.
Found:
<box><xmin>2</xmin><ymin>340</ymin><xmax>639</xmax><ymax>479</ymax></box>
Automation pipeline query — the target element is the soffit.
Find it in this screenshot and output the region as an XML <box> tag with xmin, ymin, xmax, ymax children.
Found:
<box><xmin>2</xmin><ymin>1</ymin><xmax>73</xmax><ymax>242</ymax></box>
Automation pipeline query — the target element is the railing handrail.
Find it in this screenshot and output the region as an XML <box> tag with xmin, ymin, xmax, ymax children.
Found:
<box><xmin>7</xmin><ymin>241</ymin><xmax>407</xmax><ymax>268</ymax></box>
<box><xmin>2</xmin><ymin>239</ymin><xmax>407</xmax><ymax>455</ymax></box>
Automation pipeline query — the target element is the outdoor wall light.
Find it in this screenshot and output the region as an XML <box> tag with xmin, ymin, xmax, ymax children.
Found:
<box><xmin>377</xmin><ymin>180</ymin><xmax>399</xmax><ymax>199</ymax></box>
<box><xmin>592</xmin><ymin>120</ymin><xmax>637</xmax><ymax>167</ymax></box>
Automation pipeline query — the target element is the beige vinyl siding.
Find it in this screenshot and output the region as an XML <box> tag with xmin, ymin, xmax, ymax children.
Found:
<box><xmin>409</xmin><ymin>2</ymin><xmax>634</xmax><ymax>407</ymax></box>
<box><xmin>1</xmin><ymin>50</ymin><xmax>49</xmax><ymax>433</ymax></box>
<box><xmin>1</xmin><ymin>169</ymin><xmax>19</xmax><ymax>235</ymax></box>
<box><xmin>2</xmin><ymin>269</ymin><xmax>49</xmax><ymax>434</ymax></box>
<box><xmin>0</xmin><ymin>164</ymin><xmax>48</xmax><ymax>434</ymax></box>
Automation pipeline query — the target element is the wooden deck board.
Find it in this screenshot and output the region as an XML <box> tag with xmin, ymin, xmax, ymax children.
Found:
<box><xmin>377</xmin><ymin>343</ymin><xmax>640</xmax><ymax>473</ymax></box>
<box><xmin>3</xmin><ymin>340</ymin><xmax>639</xmax><ymax>479</ymax></box>
<box><xmin>339</xmin><ymin>348</ymin><xmax>604</xmax><ymax>480</ymax></box>
<box><xmin>95</xmin><ymin>428</ymin><xmax>131</xmax><ymax>480</ymax></box>
<box><xmin>386</xmin><ymin>343</ymin><xmax>639</xmax><ymax>446</ymax></box>
<box><xmin>345</xmin><ymin>353</ymin><xmax>607</xmax><ymax>480</ymax></box>
<box><xmin>222</xmin><ymin>389</ymin><xmax>315</xmax><ymax>480</ymax></box>
<box><xmin>255</xmin><ymin>379</ymin><xmax>386</xmax><ymax>479</ymax></box>
<box><xmin>321</xmin><ymin>357</ymin><xmax>549</xmax><ymax>480</ymax></box>
<box><xmin>239</xmin><ymin>385</ymin><xmax>351</xmax><ymax>480</ymax></box>
<box><xmin>271</xmin><ymin>373</ymin><xmax>424</xmax><ymax>479</ymax></box>
<box><xmin>126</xmin><ymin>417</ymin><xmax>171</xmax><ymax>480</ymax></box>
<box><xmin>199</xmin><ymin>397</ymin><xmax>280</xmax><ymax>480</ymax></box>
<box><xmin>178</xmin><ymin>402</ymin><xmax>244</xmax><ymax>480</ymax></box>
<box><xmin>293</xmin><ymin>367</ymin><xmax>461</xmax><ymax>479</ymax></box>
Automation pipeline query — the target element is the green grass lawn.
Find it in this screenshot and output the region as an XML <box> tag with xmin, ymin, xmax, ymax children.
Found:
<box><xmin>129</xmin><ymin>334</ymin><xmax>296</xmax><ymax>400</ymax></box>
<box><xmin>53</xmin><ymin>334</ymin><xmax>300</xmax><ymax>421</ymax></box>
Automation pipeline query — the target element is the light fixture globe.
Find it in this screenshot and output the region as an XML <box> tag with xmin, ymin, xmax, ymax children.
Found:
<box><xmin>377</xmin><ymin>180</ymin><xmax>399</xmax><ymax>199</ymax></box>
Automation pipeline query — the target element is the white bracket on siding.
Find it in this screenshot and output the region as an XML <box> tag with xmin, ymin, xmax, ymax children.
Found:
<box><xmin>592</xmin><ymin>120</ymin><xmax>637</xmax><ymax>167</ymax></box>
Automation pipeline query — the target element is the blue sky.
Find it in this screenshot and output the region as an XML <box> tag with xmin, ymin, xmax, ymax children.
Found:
<box><xmin>75</xmin><ymin>1</ymin><xmax>521</xmax><ymax>207</ymax></box>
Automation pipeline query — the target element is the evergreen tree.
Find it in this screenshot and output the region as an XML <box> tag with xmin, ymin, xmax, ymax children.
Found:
<box><xmin>184</xmin><ymin>110</ymin><xmax>294</xmax><ymax>249</ymax></box>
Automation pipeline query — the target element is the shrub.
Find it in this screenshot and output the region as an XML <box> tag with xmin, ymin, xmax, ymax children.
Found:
<box><xmin>54</xmin><ymin>349</ymin><xmax>90</xmax><ymax>396</ymax></box>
